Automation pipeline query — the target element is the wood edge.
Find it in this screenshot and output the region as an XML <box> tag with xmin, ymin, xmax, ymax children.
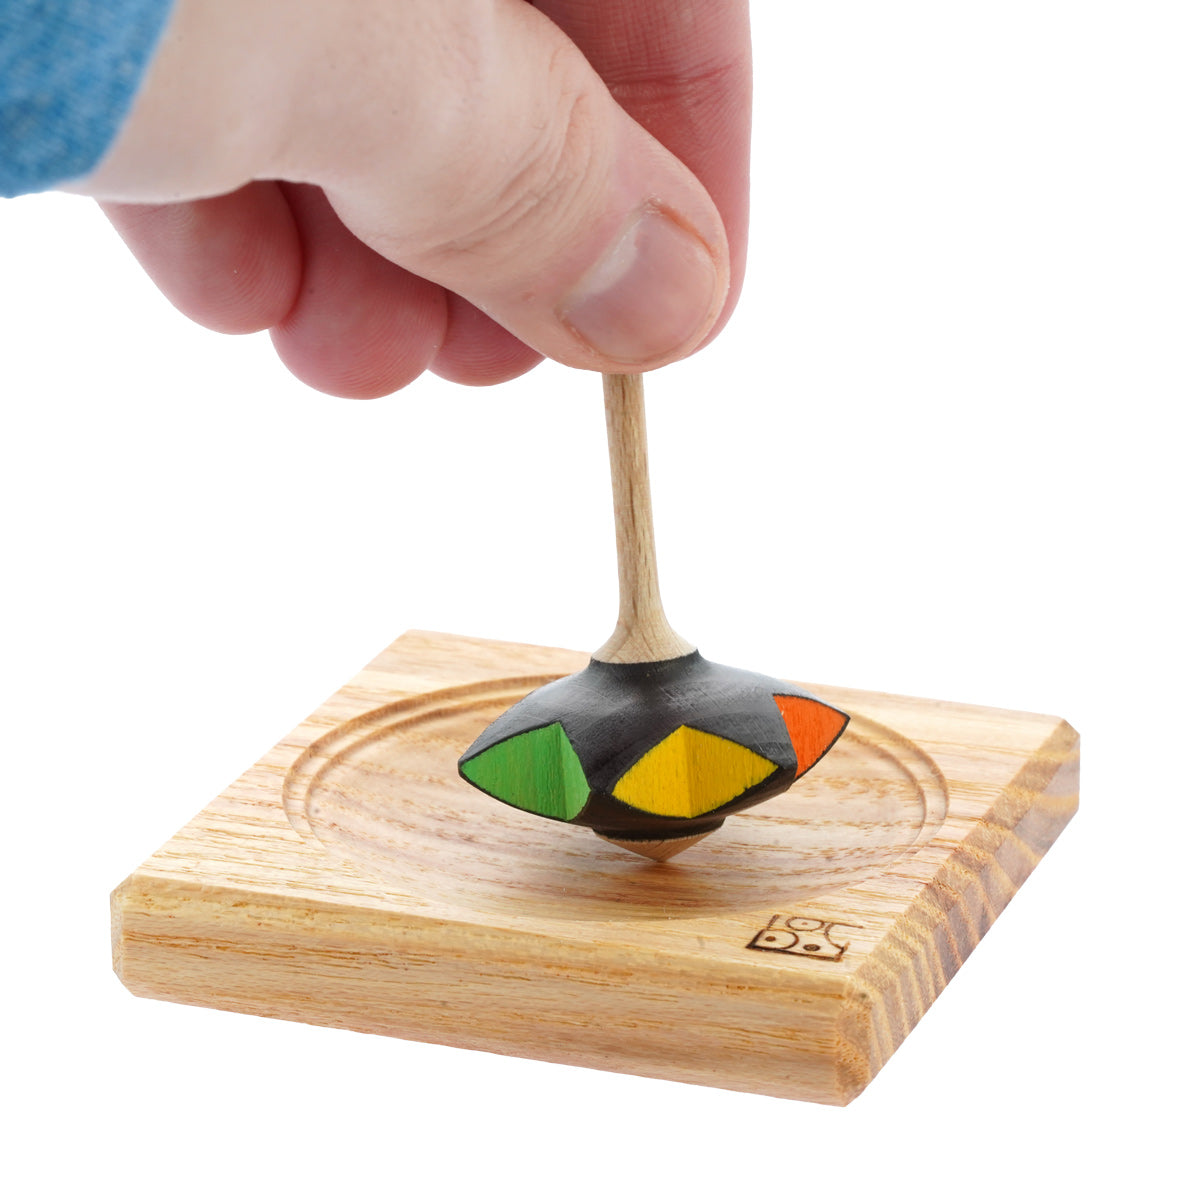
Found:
<box><xmin>110</xmin><ymin>870</ymin><xmax>854</xmax><ymax>1103</ymax></box>
<box><xmin>836</xmin><ymin>716</ymin><xmax>1080</xmax><ymax>1098</ymax></box>
<box><xmin>110</xmin><ymin>874</ymin><xmax>136</xmax><ymax>989</ymax></box>
<box><xmin>391</xmin><ymin>628</ymin><xmax>583</xmax><ymax>660</ymax></box>
<box><xmin>394</xmin><ymin>632</ymin><xmax>1076</xmax><ymax>730</ymax></box>
<box><xmin>831</xmin><ymin>976</ymin><xmax>876</xmax><ymax>1105</ymax></box>
<box><xmin>111</xmin><ymin>868</ymin><xmax>851</xmax><ymax>991</ymax></box>
<box><xmin>374</xmin><ymin>635</ymin><xmax>1075</xmax><ymax>751</ymax></box>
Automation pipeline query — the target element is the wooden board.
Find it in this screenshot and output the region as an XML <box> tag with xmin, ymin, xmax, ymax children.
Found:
<box><xmin>111</xmin><ymin>630</ymin><xmax>1078</xmax><ymax>1106</ymax></box>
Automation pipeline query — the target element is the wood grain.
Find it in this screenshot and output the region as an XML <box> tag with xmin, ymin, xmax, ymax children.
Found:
<box><xmin>593</xmin><ymin>373</ymin><xmax>693</xmax><ymax>663</ymax></box>
<box><xmin>111</xmin><ymin>630</ymin><xmax>1078</xmax><ymax>1106</ymax></box>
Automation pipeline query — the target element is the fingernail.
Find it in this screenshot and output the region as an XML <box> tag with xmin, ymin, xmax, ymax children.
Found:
<box><xmin>560</xmin><ymin>207</ymin><xmax>724</xmax><ymax>365</ymax></box>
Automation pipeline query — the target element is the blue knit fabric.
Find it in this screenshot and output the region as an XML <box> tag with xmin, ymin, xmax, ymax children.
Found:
<box><xmin>1</xmin><ymin>0</ymin><xmax>174</xmax><ymax>197</ymax></box>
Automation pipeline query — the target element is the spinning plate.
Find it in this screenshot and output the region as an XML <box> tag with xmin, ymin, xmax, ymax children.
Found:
<box><xmin>112</xmin><ymin>631</ymin><xmax>1078</xmax><ymax>1105</ymax></box>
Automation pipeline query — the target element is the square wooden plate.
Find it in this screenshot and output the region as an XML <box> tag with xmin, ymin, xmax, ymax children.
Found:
<box><xmin>112</xmin><ymin>630</ymin><xmax>1078</xmax><ymax>1105</ymax></box>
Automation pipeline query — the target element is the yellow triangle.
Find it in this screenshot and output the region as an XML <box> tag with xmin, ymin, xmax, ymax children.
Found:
<box><xmin>612</xmin><ymin>726</ymin><xmax>777</xmax><ymax>819</ymax></box>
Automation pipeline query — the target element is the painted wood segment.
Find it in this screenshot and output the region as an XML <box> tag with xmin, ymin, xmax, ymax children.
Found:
<box><xmin>774</xmin><ymin>694</ymin><xmax>851</xmax><ymax>777</ymax></box>
<box><xmin>459</xmin><ymin>721</ymin><xmax>589</xmax><ymax>820</ymax></box>
<box><xmin>111</xmin><ymin>630</ymin><xmax>1079</xmax><ymax>1106</ymax></box>
<box><xmin>612</xmin><ymin>725</ymin><xmax>777</xmax><ymax>818</ymax></box>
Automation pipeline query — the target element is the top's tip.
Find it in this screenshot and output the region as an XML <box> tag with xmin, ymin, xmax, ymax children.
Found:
<box><xmin>594</xmin><ymin>830</ymin><xmax>714</xmax><ymax>861</ymax></box>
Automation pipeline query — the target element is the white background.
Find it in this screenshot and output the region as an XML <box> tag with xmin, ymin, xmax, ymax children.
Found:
<box><xmin>2</xmin><ymin>4</ymin><xmax>1196</xmax><ymax>1197</ymax></box>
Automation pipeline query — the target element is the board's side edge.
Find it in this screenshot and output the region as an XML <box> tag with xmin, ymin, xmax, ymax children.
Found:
<box><xmin>111</xmin><ymin>872</ymin><xmax>854</xmax><ymax>1105</ymax></box>
<box><xmin>838</xmin><ymin>718</ymin><xmax>1080</xmax><ymax>1098</ymax></box>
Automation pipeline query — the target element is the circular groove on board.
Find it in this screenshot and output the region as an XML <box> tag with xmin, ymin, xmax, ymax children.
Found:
<box><xmin>284</xmin><ymin>677</ymin><xmax>948</xmax><ymax>921</ymax></box>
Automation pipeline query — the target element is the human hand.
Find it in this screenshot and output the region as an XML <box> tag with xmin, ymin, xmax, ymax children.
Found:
<box><xmin>78</xmin><ymin>0</ymin><xmax>750</xmax><ymax>397</ymax></box>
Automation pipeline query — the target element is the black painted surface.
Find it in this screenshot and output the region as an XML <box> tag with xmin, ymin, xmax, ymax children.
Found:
<box><xmin>458</xmin><ymin>653</ymin><xmax>849</xmax><ymax>842</ymax></box>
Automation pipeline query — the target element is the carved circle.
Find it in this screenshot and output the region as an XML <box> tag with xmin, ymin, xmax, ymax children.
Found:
<box><xmin>284</xmin><ymin>677</ymin><xmax>948</xmax><ymax>921</ymax></box>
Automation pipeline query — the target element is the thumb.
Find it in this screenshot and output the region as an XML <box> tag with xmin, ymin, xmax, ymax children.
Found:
<box><xmin>289</xmin><ymin>1</ymin><xmax>731</xmax><ymax>373</ymax></box>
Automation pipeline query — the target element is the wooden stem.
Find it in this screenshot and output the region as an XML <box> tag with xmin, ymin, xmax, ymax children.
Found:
<box><xmin>593</xmin><ymin>374</ymin><xmax>694</xmax><ymax>664</ymax></box>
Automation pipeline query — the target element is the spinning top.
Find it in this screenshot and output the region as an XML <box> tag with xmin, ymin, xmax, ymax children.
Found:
<box><xmin>458</xmin><ymin>374</ymin><xmax>847</xmax><ymax>860</ymax></box>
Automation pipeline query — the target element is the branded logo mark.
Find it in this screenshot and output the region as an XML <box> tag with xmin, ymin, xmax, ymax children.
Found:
<box><xmin>746</xmin><ymin>915</ymin><xmax>863</xmax><ymax>962</ymax></box>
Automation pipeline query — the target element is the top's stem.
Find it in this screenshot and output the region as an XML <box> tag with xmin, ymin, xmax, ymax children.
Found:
<box><xmin>593</xmin><ymin>374</ymin><xmax>694</xmax><ymax>664</ymax></box>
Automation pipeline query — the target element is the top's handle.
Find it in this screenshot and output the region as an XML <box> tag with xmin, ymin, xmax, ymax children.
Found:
<box><xmin>593</xmin><ymin>373</ymin><xmax>694</xmax><ymax>665</ymax></box>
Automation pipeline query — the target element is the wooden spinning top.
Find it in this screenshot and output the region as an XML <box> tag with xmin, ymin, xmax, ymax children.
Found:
<box><xmin>458</xmin><ymin>374</ymin><xmax>847</xmax><ymax>859</ymax></box>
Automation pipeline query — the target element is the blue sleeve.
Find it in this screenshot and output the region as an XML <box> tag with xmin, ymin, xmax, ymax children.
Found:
<box><xmin>1</xmin><ymin>0</ymin><xmax>175</xmax><ymax>198</ymax></box>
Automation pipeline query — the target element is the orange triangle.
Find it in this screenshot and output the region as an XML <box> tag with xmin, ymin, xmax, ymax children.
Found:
<box><xmin>773</xmin><ymin>695</ymin><xmax>848</xmax><ymax>777</ymax></box>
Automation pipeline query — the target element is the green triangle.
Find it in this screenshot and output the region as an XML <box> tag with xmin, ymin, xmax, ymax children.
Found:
<box><xmin>460</xmin><ymin>722</ymin><xmax>590</xmax><ymax>821</ymax></box>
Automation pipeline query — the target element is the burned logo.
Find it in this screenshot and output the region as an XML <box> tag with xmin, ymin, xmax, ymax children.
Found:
<box><xmin>746</xmin><ymin>915</ymin><xmax>863</xmax><ymax>962</ymax></box>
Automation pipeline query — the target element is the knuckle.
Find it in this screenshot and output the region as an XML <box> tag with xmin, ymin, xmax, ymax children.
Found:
<box><xmin>608</xmin><ymin>54</ymin><xmax>750</xmax><ymax>124</ymax></box>
<box><xmin>423</xmin><ymin>67</ymin><xmax>605</xmax><ymax>269</ymax></box>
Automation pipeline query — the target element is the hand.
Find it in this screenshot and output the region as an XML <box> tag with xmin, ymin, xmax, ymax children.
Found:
<box><xmin>78</xmin><ymin>0</ymin><xmax>751</xmax><ymax>397</ymax></box>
